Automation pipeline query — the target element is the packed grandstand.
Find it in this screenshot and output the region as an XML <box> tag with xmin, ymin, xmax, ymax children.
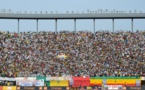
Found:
<box><xmin>0</xmin><ymin>30</ymin><xmax>145</xmax><ymax>77</ymax></box>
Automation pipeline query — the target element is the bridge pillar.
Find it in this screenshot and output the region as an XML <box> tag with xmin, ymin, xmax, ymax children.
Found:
<box><xmin>93</xmin><ymin>19</ymin><xmax>95</xmax><ymax>34</ymax></box>
<box><xmin>36</xmin><ymin>19</ymin><xmax>38</xmax><ymax>33</ymax></box>
<box><xmin>18</xmin><ymin>19</ymin><xmax>19</xmax><ymax>34</ymax></box>
<box><xmin>112</xmin><ymin>19</ymin><xmax>114</xmax><ymax>32</ymax></box>
<box><xmin>74</xmin><ymin>19</ymin><xmax>76</xmax><ymax>33</ymax></box>
<box><xmin>131</xmin><ymin>18</ymin><xmax>134</xmax><ymax>32</ymax></box>
<box><xmin>55</xmin><ymin>19</ymin><xmax>57</xmax><ymax>33</ymax></box>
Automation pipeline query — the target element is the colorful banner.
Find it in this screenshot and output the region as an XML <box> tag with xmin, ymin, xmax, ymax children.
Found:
<box><xmin>72</xmin><ymin>76</ymin><xmax>90</xmax><ymax>86</ymax></box>
<box><xmin>36</xmin><ymin>76</ymin><xmax>46</xmax><ymax>86</ymax></box>
<box><xmin>90</xmin><ymin>77</ymin><xmax>141</xmax><ymax>86</ymax></box>
<box><xmin>36</xmin><ymin>76</ymin><xmax>46</xmax><ymax>81</ymax></box>
<box><xmin>107</xmin><ymin>79</ymin><xmax>136</xmax><ymax>84</ymax></box>
<box><xmin>2</xmin><ymin>86</ymin><xmax>16</xmax><ymax>90</ymax></box>
<box><xmin>35</xmin><ymin>79</ymin><xmax>44</xmax><ymax>86</ymax></box>
<box><xmin>15</xmin><ymin>77</ymin><xmax>34</xmax><ymax>86</ymax></box>
<box><xmin>50</xmin><ymin>80</ymin><xmax>68</xmax><ymax>86</ymax></box>
<box><xmin>0</xmin><ymin>86</ymin><xmax>3</xmax><ymax>90</ymax></box>
<box><xmin>15</xmin><ymin>77</ymin><xmax>44</xmax><ymax>86</ymax></box>
<box><xmin>90</xmin><ymin>78</ymin><xmax>103</xmax><ymax>86</ymax></box>
<box><xmin>0</xmin><ymin>76</ymin><xmax>142</xmax><ymax>87</ymax></box>
<box><xmin>46</xmin><ymin>76</ymin><xmax>73</xmax><ymax>86</ymax></box>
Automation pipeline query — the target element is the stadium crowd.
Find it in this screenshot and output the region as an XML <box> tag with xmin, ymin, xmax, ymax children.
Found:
<box><xmin>0</xmin><ymin>30</ymin><xmax>145</xmax><ymax>77</ymax></box>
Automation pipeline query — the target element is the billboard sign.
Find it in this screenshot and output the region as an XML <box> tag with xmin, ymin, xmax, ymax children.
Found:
<box><xmin>104</xmin><ymin>85</ymin><xmax>122</xmax><ymax>90</ymax></box>
<box><xmin>15</xmin><ymin>77</ymin><xmax>44</xmax><ymax>86</ymax></box>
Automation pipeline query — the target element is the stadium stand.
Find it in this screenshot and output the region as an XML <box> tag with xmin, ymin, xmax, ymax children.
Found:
<box><xmin>0</xmin><ymin>31</ymin><xmax>145</xmax><ymax>77</ymax></box>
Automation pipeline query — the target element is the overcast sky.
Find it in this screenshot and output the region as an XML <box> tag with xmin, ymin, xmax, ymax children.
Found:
<box><xmin>0</xmin><ymin>0</ymin><xmax>145</xmax><ymax>32</ymax></box>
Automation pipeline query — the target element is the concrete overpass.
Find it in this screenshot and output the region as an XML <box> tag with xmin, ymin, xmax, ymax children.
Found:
<box><xmin>0</xmin><ymin>13</ymin><xmax>145</xmax><ymax>33</ymax></box>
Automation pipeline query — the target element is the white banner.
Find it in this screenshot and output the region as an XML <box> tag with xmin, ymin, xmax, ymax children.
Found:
<box><xmin>5</xmin><ymin>77</ymin><xmax>16</xmax><ymax>81</ymax></box>
<box><xmin>15</xmin><ymin>77</ymin><xmax>44</xmax><ymax>86</ymax></box>
<box><xmin>0</xmin><ymin>77</ymin><xmax>5</xmax><ymax>81</ymax></box>
<box><xmin>16</xmin><ymin>77</ymin><xmax>35</xmax><ymax>86</ymax></box>
<box><xmin>17</xmin><ymin>80</ymin><xmax>33</xmax><ymax>86</ymax></box>
<box><xmin>34</xmin><ymin>79</ymin><xmax>44</xmax><ymax>86</ymax></box>
<box><xmin>0</xmin><ymin>77</ymin><xmax>15</xmax><ymax>81</ymax></box>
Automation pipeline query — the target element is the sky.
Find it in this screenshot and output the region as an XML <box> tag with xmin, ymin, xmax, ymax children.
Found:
<box><xmin>0</xmin><ymin>0</ymin><xmax>145</xmax><ymax>32</ymax></box>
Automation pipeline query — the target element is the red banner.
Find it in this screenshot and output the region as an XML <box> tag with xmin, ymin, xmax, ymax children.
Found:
<box><xmin>0</xmin><ymin>86</ymin><xmax>3</xmax><ymax>90</ymax></box>
<box><xmin>72</xmin><ymin>76</ymin><xmax>90</xmax><ymax>86</ymax></box>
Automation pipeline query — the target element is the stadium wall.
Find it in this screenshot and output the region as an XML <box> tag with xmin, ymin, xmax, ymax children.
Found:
<box><xmin>0</xmin><ymin>76</ymin><xmax>144</xmax><ymax>90</ymax></box>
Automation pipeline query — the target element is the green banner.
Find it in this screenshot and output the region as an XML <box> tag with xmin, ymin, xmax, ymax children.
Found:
<box><xmin>36</xmin><ymin>76</ymin><xmax>50</xmax><ymax>86</ymax></box>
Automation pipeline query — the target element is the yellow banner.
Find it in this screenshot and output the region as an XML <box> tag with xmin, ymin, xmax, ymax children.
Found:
<box><xmin>3</xmin><ymin>86</ymin><xmax>16</xmax><ymax>90</ymax></box>
<box><xmin>106</xmin><ymin>79</ymin><xmax>140</xmax><ymax>84</ymax></box>
<box><xmin>90</xmin><ymin>79</ymin><xmax>102</xmax><ymax>84</ymax></box>
<box><xmin>50</xmin><ymin>80</ymin><xmax>68</xmax><ymax>86</ymax></box>
<box><xmin>90</xmin><ymin>78</ymin><xmax>141</xmax><ymax>85</ymax></box>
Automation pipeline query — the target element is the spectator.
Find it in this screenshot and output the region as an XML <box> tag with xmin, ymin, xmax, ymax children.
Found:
<box><xmin>0</xmin><ymin>30</ymin><xmax>145</xmax><ymax>77</ymax></box>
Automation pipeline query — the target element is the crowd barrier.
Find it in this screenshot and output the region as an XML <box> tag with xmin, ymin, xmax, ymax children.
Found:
<box><xmin>90</xmin><ymin>77</ymin><xmax>141</xmax><ymax>86</ymax></box>
<box><xmin>0</xmin><ymin>76</ymin><xmax>144</xmax><ymax>90</ymax></box>
<box><xmin>0</xmin><ymin>86</ymin><xmax>145</xmax><ymax>90</ymax></box>
<box><xmin>0</xmin><ymin>86</ymin><xmax>101</xmax><ymax>90</ymax></box>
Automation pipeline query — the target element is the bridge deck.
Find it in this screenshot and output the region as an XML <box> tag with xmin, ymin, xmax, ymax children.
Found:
<box><xmin>0</xmin><ymin>13</ymin><xmax>145</xmax><ymax>19</ymax></box>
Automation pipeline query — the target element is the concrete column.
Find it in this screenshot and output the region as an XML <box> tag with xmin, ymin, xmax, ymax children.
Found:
<box><xmin>112</xmin><ymin>19</ymin><xmax>114</xmax><ymax>32</ymax></box>
<box><xmin>131</xmin><ymin>19</ymin><xmax>134</xmax><ymax>32</ymax></box>
<box><xmin>36</xmin><ymin>19</ymin><xmax>38</xmax><ymax>33</ymax></box>
<box><xmin>18</xmin><ymin>19</ymin><xmax>20</xmax><ymax>34</ymax></box>
<box><xmin>74</xmin><ymin>19</ymin><xmax>76</xmax><ymax>33</ymax></box>
<box><xmin>93</xmin><ymin>19</ymin><xmax>95</xmax><ymax>33</ymax></box>
<box><xmin>55</xmin><ymin>19</ymin><xmax>57</xmax><ymax>33</ymax></box>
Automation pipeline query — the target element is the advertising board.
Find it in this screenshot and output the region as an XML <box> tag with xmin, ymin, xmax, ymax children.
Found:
<box><xmin>126</xmin><ymin>86</ymin><xmax>142</xmax><ymax>90</ymax></box>
<box><xmin>104</xmin><ymin>85</ymin><xmax>122</xmax><ymax>90</ymax></box>
<box><xmin>15</xmin><ymin>77</ymin><xmax>44</xmax><ymax>86</ymax></box>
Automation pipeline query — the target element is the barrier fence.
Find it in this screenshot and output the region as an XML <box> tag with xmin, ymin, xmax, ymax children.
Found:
<box><xmin>0</xmin><ymin>76</ymin><xmax>144</xmax><ymax>90</ymax></box>
<box><xmin>0</xmin><ymin>86</ymin><xmax>145</xmax><ymax>90</ymax></box>
<box><xmin>0</xmin><ymin>76</ymin><xmax>142</xmax><ymax>86</ymax></box>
